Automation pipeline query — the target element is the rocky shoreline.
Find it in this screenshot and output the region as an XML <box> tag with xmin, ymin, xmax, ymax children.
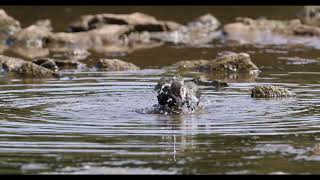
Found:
<box><xmin>0</xmin><ymin>7</ymin><xmax>310</xmax><ymax>98</ymax></box>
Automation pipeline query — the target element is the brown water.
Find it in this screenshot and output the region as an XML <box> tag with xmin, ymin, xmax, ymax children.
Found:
<box><xmin>0</xmin><ymin>6</ymin><xmax>320</xmax><ymax>174</ymax></box>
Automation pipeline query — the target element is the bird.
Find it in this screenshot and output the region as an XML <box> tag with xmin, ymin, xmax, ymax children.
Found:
<box><xmin>155</xmin><ymin>76</ymin><xmax>200</xmax><ymax>111</ymax></box>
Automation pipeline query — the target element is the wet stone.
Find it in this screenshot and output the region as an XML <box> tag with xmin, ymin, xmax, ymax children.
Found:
<box><xmin>251</xmin><ymin>85</ymin><xmax>296</xmax><ymax>98</ymax></box>
<box><xmin>208</xmin><ymin>53</ymin><xmax>259</xmax><ymax>73</ymax></box>
<box><xmin>0</xmin><ymin>55</ymin><xmax>56</xmax><ymax>78</ymax></box>
<box><xmin>96</xmin><ymin>58</ymin><xmax>140</xmax><ymax>71</ymax></box>
<box><xmin>170</xmin><ymin>52</ymin><xmax>259</xmax><ymax>74</ymax></box>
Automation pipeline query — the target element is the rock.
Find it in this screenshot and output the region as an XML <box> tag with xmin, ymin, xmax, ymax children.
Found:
<box><xmin>33</xmin><ymin>19</ymin><xmax>53</xmax><ymax>32</ymax></box>
<box><xmin>47</xmin><ymin>25</ymin><xmax>133</xmax><ymax>55</ymax></box>
<box><xmin>149</xmin><ymin>14</ymin><xmax>222</xmax><ymax>46</ymax></box>
<box><xmin>0</xmin><ymin>9</ymin><xmax>21</xmax><ymax>36</ymax></box>
<box><xmin>96</xmin><ymin>58</ymin><xmax>140</xmax><ymax>71</ymax></box>
<box><xmin>8</xmin><ymin>19</ymin><xmax>53</xmax><ymax>59</ymax></box>
<box><xmin>192</xmin><ymin>75</ymin><xmax>229</xmax><ymax>88</ymax></box>
<box><xmin>113</xmin><ymin>14</ymin><xmax>221</xmax><ymax>50</ymax></box>
<box><xmin>168</xmin><ymin>59</ymin><xmax>210</xmax><ymax>70</ymax></box>
<box><xmin>155</xmin><ymin>76</ymin><xmax>200</xmax><ymax>111</ymax></box>
<box><xmin>297</xmin><ymin>6</ymin><xmax>320</xmax><ymax>27</ymax></box>
<box><xmin>0</xmin><ymin>55</ymin><xmax>56</xmax><ymax>78</ymax></box>
<box><xmin>0</xmin><ymin>9</ymin><xmax>21</xmax><ymax>52</ymax></box>
<box><xmin>68</xmin><ymin>12</ymin><xmax>181</xmax><ymax>32</ymax></box>
<box><xmin>170</xmin><ymin>52</ymin><xmax>259</xmax><ymax>73</ymax></box>
<box><xmin>223</xmin><ymin>17</ymin><xmax>320</xmax><ymax>46</ymax></box>
<box><xmin>47</xmin><ymin>13</ymin><xmax>220</xmax><ymax>55</ymax></box>
<box><xmin>251</xmin><ymin>86</ymin><xmax>296</xmax><ymax>98</ymax></box>
<box><xmin>63</xmin><ymin>13</ymin><xmax>182</xmax><ymax>55</ymax></box>
<box><xmin>32</xmin><ymin>58</ymin><xmax>58</xmax><ymax>71</ymax></box>
<box><xmin>209</xmin><ymin>53</ymin><xmax>259</xmax><ymax>73</ymax></box>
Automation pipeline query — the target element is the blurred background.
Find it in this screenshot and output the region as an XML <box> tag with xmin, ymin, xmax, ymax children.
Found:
<box><xmin>0</xmin><ymin>6</ymin><xmax>302</xmax><ymax>31</ymax></box>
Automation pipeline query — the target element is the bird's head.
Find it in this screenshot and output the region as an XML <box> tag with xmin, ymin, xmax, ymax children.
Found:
<box><xmin>170</xmin><ymin>80</ymin><xmax>187</xmax><ymax>106</ymax></box>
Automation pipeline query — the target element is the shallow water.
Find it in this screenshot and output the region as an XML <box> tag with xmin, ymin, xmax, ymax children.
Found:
<box><xmin>0</xmin><ymin>6</ymin><xmax>320</xmax><ymax>174</ymax></box>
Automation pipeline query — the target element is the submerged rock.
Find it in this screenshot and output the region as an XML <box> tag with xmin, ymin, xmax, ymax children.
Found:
<box><xmin>0</xmin><ymin>55</ymin><xmax>56</xmax><ymax>78</ymax></box>
<box><xmin>8</xmin><ymin>19</ymin><xmax>53</xmax><ymax>59</ymax></box>
<box><xmin>170</xmin><ymin>52</ymin><xmax>259</xmax><ymax>73</ymax></box>
<box><xmin>155</xmin><ymin>76</ymin><xmax>200</xmax><ymax>112</ymax></box>
<box><xmin>251</xmin><ymin>86</ymin><xmax>296</xmax><ymax>98</ymax></box>
<box><xmin>192</xmin><ymin>75</ymin><xmax>229</xmax><ymax>88</ymax></box>
<box><xmin>223</xmin><ymin>17</ymin><xmax>320</xmax><ymax>47</ymax></box>
<box><xmin>68</xmin><ymin>12</ymin><xmax>181</xmax><ymax>32</ymax></box>
<box><xmin>96</xmin><ymin>58</ymin><xmax>140</xmax><ymax>71</ymax></box>
<box><xmin>0</xmin><ymin>9</ymin><xmax>21</xmax><ymax>52</ymax></box>
<box><xmin>206</xmin><ymin>52</ymin><xmax>259</xmax><ymax>73</ymax></box>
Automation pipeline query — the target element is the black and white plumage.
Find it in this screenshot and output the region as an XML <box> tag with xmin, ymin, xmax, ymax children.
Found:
<box><xmin>155</xmin><ymin>76</ymin><xmax>200</xmax><ymax>111</ymax></box>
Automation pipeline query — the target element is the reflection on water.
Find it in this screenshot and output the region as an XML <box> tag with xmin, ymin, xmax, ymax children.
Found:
<box><xmin>0</xmin><ymin>6</ymin><xmax>319</xmax><ymax>174</ymax></box>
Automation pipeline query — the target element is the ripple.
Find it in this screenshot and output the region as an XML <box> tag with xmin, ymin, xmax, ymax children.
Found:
<box><xmin>0</xmin><ymin>67</ymin><xmax>319</xmax><ymax>174</ymax></box>
<box><xmin>0</xmin><ymin>71</ymin><xmax>318</xmax><ymax>139</ymax></box>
